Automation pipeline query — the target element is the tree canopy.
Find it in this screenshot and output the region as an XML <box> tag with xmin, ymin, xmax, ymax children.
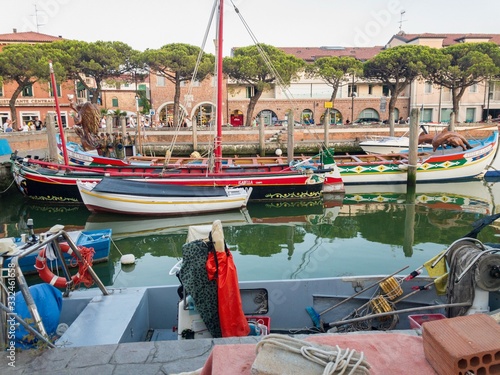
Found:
<box><xmin>224</xmin><ymin>44</ymin><xmax>305</xmax><ymax>126</ymax></box>
<box><xmin>305</xmin><ymin>56</ymin><xmax>363</xmax><ymax>104</ymax></box>
<box><xmin>51</xmin><ymin>40</ymin><xmax>137</xmax><ymax>104</ymax></box>
<box><xmin>0</xmin><ymin>43</ymin><xmax>65</xmax><ymax>126</ymax></box>
<box><xmin>363</xmin><ymin>44</ymin><xmax>446</xmax><ymax>135</ymax></box>
<box><xmin>305</xmin><ymin>56</ymin><xmax>362</xmax><ymax>124</ymax></box>
<box><xmin>142</xmin><ymin>43</ymin><xmax>214</xmax><ymax>127</ymax></box>
<box><xmin>427</xmin><ymin>42</ymin><xmax>500</xmax><ymax>128</ymax></box>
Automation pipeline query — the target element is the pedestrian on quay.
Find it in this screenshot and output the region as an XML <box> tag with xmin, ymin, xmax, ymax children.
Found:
<box><xmin>3</xmin><ymin>119</ymin><xmax>13</xmax><ymax>132</ymax></box>
<box><xmin>33</xmin><ymin>116</ymin><xmax>43</xmax><ymax>131</ymax></box>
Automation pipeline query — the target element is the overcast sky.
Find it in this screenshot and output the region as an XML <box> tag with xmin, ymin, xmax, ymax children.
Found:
<box><xmin>1</xmin><ymin>0</ymin><xmax>499</xmax><ymax>56</ymax></box>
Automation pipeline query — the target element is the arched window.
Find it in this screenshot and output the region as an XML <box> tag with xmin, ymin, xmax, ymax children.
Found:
<box><xmin>319</xmin><ymin>109</ymin><xmax>342</xmax><ymax>125</ymax></box>
<box><xmin>301</xmin><ymin>109</ymin><xmax>314</xmax><ymax>125</ymax></box>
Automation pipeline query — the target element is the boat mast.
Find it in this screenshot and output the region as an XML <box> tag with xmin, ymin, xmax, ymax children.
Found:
<box><xmin>214</xmin><ymin>0</ymin><xmax>224</xmax><ymax>173</ymax></box>
<box><xmin>49</xmin><ymin>61</ymin><xmax>69</xmax><ymax>166</ymax></box>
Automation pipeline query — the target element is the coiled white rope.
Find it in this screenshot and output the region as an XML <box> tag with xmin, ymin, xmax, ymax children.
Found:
<box><xmin>255</xmin><ymin>334</ymin><xmax>371</xmax><ymax>375</ymax></box>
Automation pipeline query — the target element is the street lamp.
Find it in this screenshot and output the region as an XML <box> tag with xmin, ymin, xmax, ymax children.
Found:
<box><xmin>486</xmin><ymin>81</ymin><xmax>492</xmax><ymax>122</ymax></box>
<box><xmin>350</xmin><ymin>74</ymin><xmax>356</xmax><ymax>123</ymax></box>
<box><xmin>351</xmin><ymin>92</ymin><xmax>356</xmax><ymax>123</ymax></box>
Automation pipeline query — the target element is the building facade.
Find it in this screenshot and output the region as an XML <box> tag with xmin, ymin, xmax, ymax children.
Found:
<box><xmin>0</xmin><ymin>30</ymin><xmax>75</xmax><ymax>129</ymax></box>
<box><xmin>1</xmin><ymin>30</ymin><xmax>499</xmax><ymax>130</ymax></box>
<box><xmin>388</xmin><ymin>33</ymin><xmax>500</xmax><ymax>122</ymax></box>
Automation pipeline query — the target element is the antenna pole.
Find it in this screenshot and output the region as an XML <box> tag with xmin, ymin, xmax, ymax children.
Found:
<box><xmin>33</xmin><ymin>5</ymin><xmax>44</xmax><ymax>33</ymax></box>
<box><xmin>398</xmin><ymin>10</ymin><xmax>406</xmax><ymax>32</ymax></box>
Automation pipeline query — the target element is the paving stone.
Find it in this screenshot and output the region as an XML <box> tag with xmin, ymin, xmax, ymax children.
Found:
<box><xmin>114</xmin><ymin>363</ymin><xmax>164</xmax><ymax>375</ymax></box>
<box><xmin>152</xmin><ymin>339</ymin><xmax>212</xmax><ymax>364</ymax></box>
<box><xmin>64</xmin><ymin>344</ymin><xmax>116</xmax><ymax>368</ymax></box>
<box><xmin>111</xmin><ymin>341</ymin><xmax>156</xmax><ymax>364</ymax></box>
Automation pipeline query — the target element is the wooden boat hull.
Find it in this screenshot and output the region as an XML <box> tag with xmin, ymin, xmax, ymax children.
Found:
<box><xmin>59</xmin><ymin>140</ymin><xmax>133</xmax><ymax>167</ymax></box>
<box><xmin>12</xmin><ymin>160</ymin><xmax>325</xmax><ymax>203</ymax></box>
<box><xmin>76</xmin><ymin>180</ymin><xmax>251</xmax><ymax>216</ymax></box>
<box><xmin>360</xmin><ymin>136</ymin><xmax>433</xmax><ymax>154</ymax></box>
<box><xmin>340</xmin><ymin>131</ymin><xmax>498</xmax><ymax>184</ymax></box>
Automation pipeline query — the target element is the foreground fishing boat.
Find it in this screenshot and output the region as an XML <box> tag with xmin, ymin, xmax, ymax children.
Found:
<box><xmin>76</xmin><ymin>178</ymin><xmax>251</xmax><ymax>216</ymax></box>
<box><xmin>3</xmin><ymin>212</ymin><xmax>499</xmax><ymax>349</ymax></box>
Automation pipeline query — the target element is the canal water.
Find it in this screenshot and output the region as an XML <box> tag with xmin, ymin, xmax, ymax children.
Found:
<box><xmin>2</xmin><ymin>178</ymin><xmax>500</xmax><ymax>288</ymax></box>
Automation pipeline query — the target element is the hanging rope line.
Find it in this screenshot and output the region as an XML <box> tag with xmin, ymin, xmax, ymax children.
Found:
<box><xmin>162</xmin><ymin>0</ymin><xmax>218</xmax><ymax>173</ymax></box>
<box><xmin>228</xmin><ymin>0</ymin><xmax>325</xmax><ymax>147</ymax></box>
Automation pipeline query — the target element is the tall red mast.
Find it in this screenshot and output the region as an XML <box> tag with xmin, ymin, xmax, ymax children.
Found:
<box><xmin>214</xmin><ymin>0</ymin><xmax>224</xmax><ymax>173</ymax></box>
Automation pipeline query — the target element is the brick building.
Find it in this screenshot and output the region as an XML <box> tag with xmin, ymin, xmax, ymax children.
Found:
<box><xmin>1</xmin><ymin>30</ymin><xmax>499</xmax><ymax>130</ymax></box>
<box><xmin>0</xmin><ymin>30</ymin><xmax>76</xmax><ymax>130</ymax></box>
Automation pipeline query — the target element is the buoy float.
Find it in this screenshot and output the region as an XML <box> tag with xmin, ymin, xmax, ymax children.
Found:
<box><xmin>120</xmin><ymin>254</ymin><xmax>136</xmax><ymax>265</ymax></box>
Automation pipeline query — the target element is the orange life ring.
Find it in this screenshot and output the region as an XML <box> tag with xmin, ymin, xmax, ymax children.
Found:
<box><xmin>35</xmin><ymin>243</ymin><xmax>81</xmax><ymax>288</ymax></box>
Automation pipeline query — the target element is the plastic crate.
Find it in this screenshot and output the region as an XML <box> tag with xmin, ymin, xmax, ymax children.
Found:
<box><xmin>408</xmin><ymin>313</ymin><xmax>446</xmax><ymax>329</ymax></box>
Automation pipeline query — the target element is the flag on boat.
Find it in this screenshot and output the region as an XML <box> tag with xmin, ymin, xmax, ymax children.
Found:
<box><xmin>424</xmin><ymin>250</ymin><xmax>447</xmax><ymax>278</ymax></box>
<box><xmin>434</xmin><ymin>273</ymin><xmax>449</xmax><ymax>295</ymax></box>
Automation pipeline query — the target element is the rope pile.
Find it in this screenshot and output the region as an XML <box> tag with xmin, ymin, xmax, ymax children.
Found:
<box><xmin>255</xmin><ymin>334</ymin><xmax>371</xmax><ymax>375</ymax></box>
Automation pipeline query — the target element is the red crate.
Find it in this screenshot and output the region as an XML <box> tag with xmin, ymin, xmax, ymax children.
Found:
<box><xmin>408</xmin><ymin>313</ymin><xmax>446</xmax><ymax>329</ymax></box>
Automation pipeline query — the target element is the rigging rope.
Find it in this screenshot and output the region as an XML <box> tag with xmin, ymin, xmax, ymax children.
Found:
<box><xmin>162</xmin><ymin>0</ymin><xmax>218</xmax><ymax>174</ymax></box>
<box><xmin>229</xmin><ymin>0</ymin><xmax>325</xmax><ymax>146</ymax></box>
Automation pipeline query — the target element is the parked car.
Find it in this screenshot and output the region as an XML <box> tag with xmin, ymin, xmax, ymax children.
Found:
<box><xmin>274</xmin><ymin>120</ymin><xmax>302</xmax><ymax>127</ymax></box>
<box><xmin>353</xmin><ymin>118</ymin><xmax>381</xmax><ymax>125</ymax></box>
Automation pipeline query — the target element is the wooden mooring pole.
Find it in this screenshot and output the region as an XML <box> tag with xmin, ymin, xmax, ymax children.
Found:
<box><xmin>407</xmin><ymin>108</ymin><xmax>420</xmax><ymax>188</ymax></box>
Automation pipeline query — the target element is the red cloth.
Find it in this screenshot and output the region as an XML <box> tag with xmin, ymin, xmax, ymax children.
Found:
<box><xmin>206</xmin><ymin>248</ymin><xmax>250</xmax><ymax>337</ymax></box>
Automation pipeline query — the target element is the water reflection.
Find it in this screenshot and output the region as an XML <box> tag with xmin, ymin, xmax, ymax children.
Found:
<box><xmin>2</xmin><ymin>179</ymin><xmax>500</xmax><ymax>287</ymax></box>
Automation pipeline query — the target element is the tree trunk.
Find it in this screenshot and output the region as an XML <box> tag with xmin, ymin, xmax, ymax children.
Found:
<box><xmin>450</xmin><ymin>87</ymin><xmax>460</xmax><ymax>131</ymax></box>
<box><xmin>173</xmin><ymin>75</ymin><xmax>181</xmax><ymax>127</ymax></box>
<box><xmin>9</xmin><ymin>86</ymin><xmax>23</xmax><ymax>130</ymax></box>
<box><xmin>245</xmin><ymin>89</ymin><xmax>263</xmax><ymax>127</ymax></box>
<box><xmin>324</xmin><ymin>87</ymin><xmax>339</xmax><ymax>122</ymax></box>
<box><xmin>450</xmin><ymin>86</ymin><xmax>466</xmax><ymax>131</ymax></box>
<box><xmin>388</xmin><ymin>94</ymin><xmax>398</xmax><ymax>137</ymax></box>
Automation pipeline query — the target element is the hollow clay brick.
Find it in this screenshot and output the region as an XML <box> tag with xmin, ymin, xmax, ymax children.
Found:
<box><xmin>422</xmin><ymin>314</ymin><xmax>500</xmax><ymax>375</ymax></box>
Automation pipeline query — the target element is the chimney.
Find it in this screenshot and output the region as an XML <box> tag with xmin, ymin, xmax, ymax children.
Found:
<box><xmin>13</xmin><ymin>28</ymin><xmax>17</xmax><ymax>33</ymax></box>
